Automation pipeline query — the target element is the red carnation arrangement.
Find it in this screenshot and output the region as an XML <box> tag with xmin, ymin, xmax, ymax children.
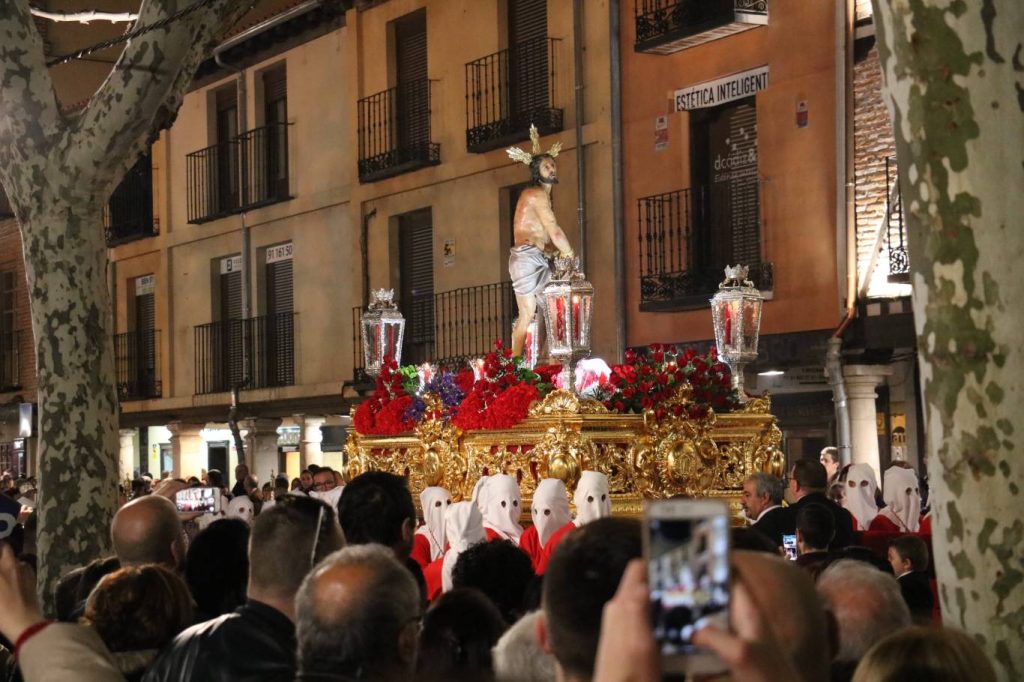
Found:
<box><xmin>353</xmin><ymin>357</ymin><xmax>416</xmax><ymax>435</ymax></box>
<box><xmin>452</xmin><ymin>340</ymin><xmax>547</xmax><ymax>431</ymax></box>
<box><xmin>601</xmin><ymin>344</ymin><xmax>737</xmax><ymax>419</ymax></box>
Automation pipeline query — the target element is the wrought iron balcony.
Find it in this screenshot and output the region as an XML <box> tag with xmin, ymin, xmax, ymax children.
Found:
<box><xmin>0</xmin><ymin>331</ymin><xmax>20</xmax><ymax>391</ymax></box>
<box><xmin>351</xmin><ymin>281</ymin><xmax>516</xmax><ymax>380</ymax></box>
<box><xmin>186</xmin><ymin>122</ymin><xmax>293</xmax><ymax>224</ymax></box>
<box><xmin>465</xmin><ymin>37</ymin><xmax>563</xmax><ymax>154</ymax></box>
<box><xmin>358</xmin><ymin>79</ymin><xmax>440</xmax><ymax>183</ymax></box>
<box><xmin>638</xmin><ymin>186</ymin><xmax>773</xmax><ymax>311</ymax></box>
<box><xmin>194</xmin><ymin>312</ymin><xmax>296</xmax><ymax>395</ymax></box>
<box><xmin>634</xmin><ymin>0</ymin><xmax>768</xmax><ymax>54</ymax></box>
<box><xmin>105</xmin><ymin>153</ymin><xmax>157</xmax><ymax>247</ymax></box>
<box><xmin>885</xmin><ymin>155</ymin><xmax>909</xmax><ymax>283</ymax></box>
<box><xmin>114</xmin><ymin>330</ymin><xmax>162</xmax><ymax>401</ymax></box>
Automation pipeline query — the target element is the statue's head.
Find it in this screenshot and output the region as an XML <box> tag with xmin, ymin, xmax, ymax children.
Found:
<box><xmin>530</xmin><ymin>154</ymin><xmax>558</xmax><ymax>186</ymax></box>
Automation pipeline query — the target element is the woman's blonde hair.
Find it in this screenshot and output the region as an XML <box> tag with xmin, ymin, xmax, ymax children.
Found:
<box><xmin>852</xmin><ymin>626</ymin><xmax>996</xmax><ymax>682</ymax></box>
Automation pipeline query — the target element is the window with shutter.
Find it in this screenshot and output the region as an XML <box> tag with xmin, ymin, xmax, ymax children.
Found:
<box><xmin>399</xmin><ymin>209</ymin><xmax>434</xmax><ymax>364</ymax></box>
<box><xmin>215</xmin><ymin>85</ymin><xmax>239</xmax><ymax>214</ymax></box>
<box><xmin>508</xmin><ymin>0</ymin><xmax>548</xmax><ymax>117</ymax></box>
<box><xmin>689</xmin><ymin>97</ymin><xmax>760</xmax><ymax>280</ymax></box>
<box><xmin>219</xmin><ymin>259</ymin><xmax>244</xmax><ymax>388</ymax></box>
<box><xmin>132</xmin><ymin>276</ymin><xmax>158</xmax><ymax>398</ymax></box>
<box><xmin>0</xmin><ymin>271</ymin><xmax>16</xmax><ymax>388</ymax></box>
<box><xmin>262</xmin><ymin>65</ymin><xmax>288</xmax><ymax>200</ymax></box>
<box><xmin>394</xmin><ymin>10</ymin><xmax>428</xmax><ymax>151</ymax></box>
<box><xmin>265</xmin><ymin>244</ymin><xmax>295</xmax><ymax>387</ymax></box>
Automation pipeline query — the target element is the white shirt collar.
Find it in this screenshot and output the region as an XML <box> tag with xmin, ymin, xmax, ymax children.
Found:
<box><xmin>755</xmin><ymin>504</ymin><xmax>781</xmax><ymax>523</ymax></box>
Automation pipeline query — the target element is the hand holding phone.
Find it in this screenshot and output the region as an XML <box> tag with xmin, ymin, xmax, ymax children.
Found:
<box><xmin>782</xmin><ymin>534</ymin><xmax>798</xmax><ymax>561</ymax></box>
<box><xmin>644</xmin><ymin>499</ymin><xmax>730</xmax><ymax>676</ymax></box>
<box><xmin>174</xmin><ymin>487</ymin><xmax>221</xmax><ymax>514</ymax></box>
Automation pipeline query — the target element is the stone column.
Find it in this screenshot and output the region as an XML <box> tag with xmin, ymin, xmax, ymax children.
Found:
<box><xmin>118</xmin><ymin>429</ymin><xmax>137</xmax><ymax>482</ymax></box>
<box><xmin>243</xmin><ymin>418</ymin><xmax>282</xmax><ymax>483</ymax></box>
<box><xmin>843</xmin><ymin>365</ymin><xmax>893</xmax><ymax>481</ymax></box>
<box><xmin>295</xmin><ymin>414</ymin><xmax>326</xmax><ymax>469</ymax></box>
<box><xmin>168</xmin><ymin>422</ymin><xmax>205</xmax><ymax>479</ymax></box>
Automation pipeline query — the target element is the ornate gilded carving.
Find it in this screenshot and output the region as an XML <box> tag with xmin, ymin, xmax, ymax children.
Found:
<box><xmin>346</xmin><ymin>384</ymin><xmax>783</xmax><ymax>518</ymax></box>
<box><xmin>528</xmin><ymin>388</ymin><xmax>609</xmax><ymax>417</ymax></box>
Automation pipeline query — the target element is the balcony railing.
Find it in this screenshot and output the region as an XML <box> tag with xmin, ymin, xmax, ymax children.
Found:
<box><xmin>105</xmin><ymin>152</ymin><xmax>157</xmax><ymax>247</ymax></box>
<box><xmin>114</xmin><ymin>330</ymin><xmax>162</xmax><ymax>401</ymax></box>
<box><xmin>186</xmin><ymin>122</ymin><xmax>292</xmax><ymax>224</ymax></box>
<box><xmin>885</xmin><ymin>155</ymin><xmax>909</xmax><ymax>283</ymax></box>
<box><xmin>358</xmin><ymin>79</ymin><xmax>440</xmax><ymax>183</ymax></box>
<box><xmin>638</xmin><ymin>186</ymin><xmax>773</xmax><ymax>310</ymax></box>
<box><xmin>465</xmin><ymin>37</ymin><xmax>563</xmax><ymax>153</ymax></box>
<box><xmin>194</xmin><ymin>312</ymin><xmax>296</xmax><ymax>395</ymax></box>
<box><xmin>0</xmin><ymin>331</ymin><xmax>20</xmax><ymax>390</ymax></box>
<box><xmin>634</xmin><ymin>0</ymin><xmax>768</xmax><ymax>54</ymax></box>
<box><xmin>351</xmin><ymin>281</ymin><xmax>516</xmax><ymax>380</ymax></box>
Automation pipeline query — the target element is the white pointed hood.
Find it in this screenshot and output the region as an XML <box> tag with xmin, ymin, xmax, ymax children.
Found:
<box><xmin>480</xmin><ymin>474</ymin><xmax>524</xmax><ymax>543</ymax></box>
<box><xmin>842</xmin><ymin>463</ymin><xmax>879</xmax><ymax>530</ymax></box>
<box><xmin>531</xmin><ymin>479</ymin><xmax>572</xmax><ymax>547</ymax></box>
<box><xmin>442</xmin><ymin>501</ymin><xmax>486</xmax><ymax>591</ymax></box>
<box><xmin>416</xmin><ymin>486</ymin><xmax>451</xmax><ymax>561</ymax></box>
<box><xmin>880</xmin><ymin>466</ymin><xmax>921</xmax><ymax>532</ymax></box>
<box><xmin>471</xmin><ymin>475</ymin><xmax>490</xmax><ymax>515</ymax></box>
<box><xmin>309</xmin><ymin>485</ymin><xmax>344</xmax><ymax>510</ymax></box>
<box><xmin>573</xmin><ymin>471</ymin><xmax>612</xmax><ymax>526</ymax></box>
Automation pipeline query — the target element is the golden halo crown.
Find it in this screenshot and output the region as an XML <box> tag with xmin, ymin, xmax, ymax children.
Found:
<box><xmin>506</xmin><ymin>124</ymin><xmax>562</xmax><ymax>165</ymax></box>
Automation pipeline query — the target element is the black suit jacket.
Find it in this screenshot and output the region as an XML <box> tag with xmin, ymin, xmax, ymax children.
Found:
<box><xmin>899</xmin><ymin>571</ymin><xmax>935</xmax><ymax>622</ymax></box>
<box><xmin>790</xmin><ymin>493</ymin><xmax>856</xmax><ymax>550</ymax></box>
<box><xmin>751</xmin><ymin>506</ymin><xmax>794</xmax><ymax>547</ymax></box>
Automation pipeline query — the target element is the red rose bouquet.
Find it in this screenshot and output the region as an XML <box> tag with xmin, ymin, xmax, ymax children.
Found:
<box><xmin>353</xmin><ymin>356</ymin><xmax>416</xmax><ymax>435</ymax></box>
<box><xmin>452</xmin><ymin>340</ymin><xmax>550</xmax><ymax>431</ymax></box>
<box><xmin>599</xmin><ymin>344</ymin><xmax>737</xmax><ymax>419</ymax></box>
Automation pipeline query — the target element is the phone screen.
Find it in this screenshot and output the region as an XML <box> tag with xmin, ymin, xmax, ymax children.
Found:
<box><xmin>175</xmin><ymin>487</ymin><xmax>220</xmax><ymax>514</ymax></box>
<box><xmin>783</xmin><ymin>534</ymin><xmax>798</xmax><ymax>560</ymax></box>
<box><xmin>647</xmin><ymin>510</ymin><xmax>730</xmax><ymax>656</ymax></box>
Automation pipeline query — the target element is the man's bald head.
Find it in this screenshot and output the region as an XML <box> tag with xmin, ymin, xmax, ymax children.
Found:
<box><xmin>111</xmin><ymin>495</ymin><xmax>184</xmax><ymax>569</ymax></box>
<box><xmin>296</xmin><ymin>544</ymin><xmax>420</xmax><ymax>681</ymax></box>
<box><xmin>732</xmin><ymin>550</ymin><xmax>832</xmax><ymax>682</ymax></box>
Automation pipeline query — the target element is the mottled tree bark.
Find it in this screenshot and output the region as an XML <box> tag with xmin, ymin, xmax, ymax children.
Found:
<box><xmin>871</xmin><ymin>0</ymin><xmax>1023</xmax><ymax>677</ymax></box>
<box><xmin>0</xmin><ymin>0</ymin><xmax>250</xmax><ymax>610</ymax></box>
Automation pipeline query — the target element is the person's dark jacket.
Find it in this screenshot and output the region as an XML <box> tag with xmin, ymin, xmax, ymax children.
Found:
<box><xmin>789</xmin><ymin>493</ymin><xmax>855</xmax><ymax>550</ymax></box>
<box><xmin>143</xmin><ymin>600</ymin><xmax>294</xmax><ymax>682</ymax></box>
<box><xmin>750</xmin><ymin>506</ymin><xmax>793</xmax><ymax>547</ymax></box>
<box><xmin>231</xmin><ymin>481</ymin><xmax>247</xmax><ymax>499</ymax></box>
<box><xmin>898</xmin><ymin>571</ymin><xmax>935</xmax><ymax>623</ymax></box>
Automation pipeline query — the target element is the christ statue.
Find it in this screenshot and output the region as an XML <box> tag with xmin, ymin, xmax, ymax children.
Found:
<box><xmin>506</xmin><ymin>126</ymin><xmax>574</xmax><ymax>358</ymax></box>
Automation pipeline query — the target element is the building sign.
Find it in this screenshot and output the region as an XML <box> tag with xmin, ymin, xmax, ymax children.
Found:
<box><xmin>674</xmin><ymin>65</ymin><xmax>769</xmax><ymax>111</ymax></box>
<box><xmin>443</xmin><ymin>239</ymin><xmax>456</xmax><ymax>268</ymax></box>
<box><xmin>220</xmin><ymin>255</ymin><xmax>243</xmax><ymax>274</ymax></box>
<box><xmin>654</xmin><ymin>115</ymin><xmax>669</xmax><ymax>151</ymax></box>
<box><xmin>266</xmin><ymin>243</ymin><xmax>293</xmax><ymax>264</ymax></box>
<box><xmin>135</xmin><ymin>274</ymin><xmax>155</xmax><ymax>296</ymax></box>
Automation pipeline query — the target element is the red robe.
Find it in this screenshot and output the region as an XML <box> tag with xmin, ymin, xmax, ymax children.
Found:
<box><xmin>519</xmin><ymin>522</ymin><xmax>575</xmax><ymax>575</ymax></box>
<box><xmin>868</xmin><ymin>514</ymin><xmax>901</xmax><ymax>533</ymax></box>
<box><xmin>423</xmin><ymin>555</ymin><xmax>444</xmax><ymax>602</ymax></box>
<box><xmin>411</xmin><ymin>533</ymin><xmax>433</xmax><ymax>570</ymax></box>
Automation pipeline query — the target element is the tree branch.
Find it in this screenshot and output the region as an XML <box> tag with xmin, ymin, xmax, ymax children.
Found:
<box><xmin>30</xmin><ymin>8</ymin><xmax>139</xmax><ymax>23</ymax></box>
<box><xmin>68</xmin><ymin>0</ymin><xmax>252</xmax><ymax>192</ymax></box>
<box><xmin>0</xmin><ymin>0</ymin><xmax>63</xmax><ymax>207</ymax></box>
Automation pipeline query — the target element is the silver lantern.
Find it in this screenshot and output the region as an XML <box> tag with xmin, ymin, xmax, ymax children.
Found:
<box><xmin>361</xmin><ymin>288</ymin><xmax>405</xmax><ymax>377</ymax></box>
<box><xmin>710</xmin><ymin>265</ymin><xmax>764</xmax><ymax>401</ymax></box>
<box><xmin>540</xmin><ymin>256</ymin><xmax>594</xmax><ymax>392</ymax></box>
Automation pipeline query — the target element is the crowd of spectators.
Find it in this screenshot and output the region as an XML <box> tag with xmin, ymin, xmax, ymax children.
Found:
<box><xmin>0</xmin><ymin>457</ymin><xmax>996</xmax><ymax>682</ymax></box>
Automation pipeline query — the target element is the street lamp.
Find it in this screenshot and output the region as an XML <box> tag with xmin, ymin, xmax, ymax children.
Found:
<box><xmin>710</xmin><ymin>265</ymin><xmax>764</xmax><ymax>401</ymax></box>
<box><xmin>361</xmin><ymin>288</ymin><xmax>405</xmax><ymax>377</ymax></box>
<box><xmin>540</xmin><ymin>256</ymin><xmax>594</xmax><ymax>392</ymax></box>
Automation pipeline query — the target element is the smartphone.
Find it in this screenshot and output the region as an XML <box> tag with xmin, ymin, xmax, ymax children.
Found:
<box><xmin>174</xmin><ymin>487</ymin><xmax>221</xmax><ymax>514</ymax></box>
<box><xmin>644</xmin><ymin>498</ymin><xmax>730</xmax><ymax>676</ymax></box>
<box><xmin>783</xmin><ymin>534</ymin><xmax>798</xmax><ymax>561</ymax></box>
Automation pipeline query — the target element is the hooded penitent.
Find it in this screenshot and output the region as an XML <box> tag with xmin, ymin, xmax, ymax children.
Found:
<box><xmin>531</xmin><ymin>479</ymin><xmax>572</xmax><ymax>548</ymax></box>
<box><xmin>471</xmin><ymin>475</ymin><xmax>490</xmax><ymax>515</ymax></box>
<box><xmin>842</xmin><ymin>463</ymin><xmax>879</xmax><ymax>530</ymax></box>
<box><xmin>573</xmin><ymin>470</ymin><xmax>612</xmax><ymax>526</ymax></box>
<box><xmin>878</xmin><ymin>466</ymin><xmax>921</xmax><ymax>532</ymax></box>
<box><xmin>480</xmin><ymin>474</ymin><xmax>524</xmax><ymax>543</ymax></box>
<box><xmin>442</xmin><ymin>501</ymin><xmax>486</xmax><ymax>592</ymax></box>
<box><xmin>310</xmin><ymin>485</ymin><xmax>343</xmax><ymax>510</ymax></box>
<box><xmin>416</xmin><ymin>486</ymin><xmax>452</xmax><ymax>561</ymax></box>
<box><xmin>226</xmin><ymin>496</ymin><xmax>255</xmax><ymax>525</ymax></box>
